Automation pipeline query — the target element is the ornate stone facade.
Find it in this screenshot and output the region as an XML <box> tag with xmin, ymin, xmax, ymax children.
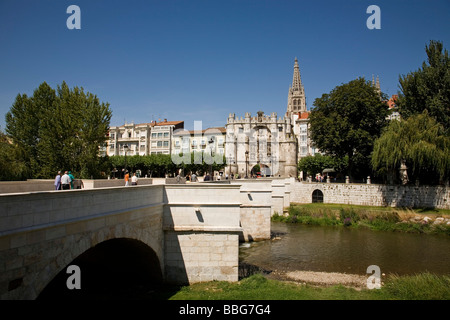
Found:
<box><xmin>225</xmin><ymin>111</ymin><xmax>297</xmax><ymax>177</ymax></box>
<box><xmin>225</xmin><ymin>58</ymin><xmax>312</xmax><ymax>177</ymax></box>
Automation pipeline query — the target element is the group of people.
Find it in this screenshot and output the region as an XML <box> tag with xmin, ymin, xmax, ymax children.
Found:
<box><xmin>54</xmin><ymin>171</ymin><xmax>75</xmax><ymax>190</ymax></box>
<box><xmin>124</xmin><ymin>171</ymin><xmax>139</xmax><ymax>186</ymax></box>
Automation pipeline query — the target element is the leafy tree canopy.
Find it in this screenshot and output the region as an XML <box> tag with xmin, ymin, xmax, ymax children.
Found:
<box><xmin>298</xmin><ymin>154</ymin><xmax>347</xmax><ymax>177</ymax></box>
<box><xmin>372</xmin><ymin>111</ymin><xmax>450</xmax><ymax>185</ymax></box>
<box><xmin>309</xmin><ymin>77</ymin><xmax>389</xmax><ymax>179</ymax></box>
<box><xmin>5</xmin><ymin>81</ymin><xmax>112</xmax><ymax>179</ymax></box>
<box><xmin>398</xmin><ymin>40</ymin><xmax>450</xmax><ymax>133</ymax></box>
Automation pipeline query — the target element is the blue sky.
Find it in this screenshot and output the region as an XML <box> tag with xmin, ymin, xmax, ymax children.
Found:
<box><xmin>0</xmin><ymin>0</ymin><xmax>449</xmax><ymax>130</ymax></box>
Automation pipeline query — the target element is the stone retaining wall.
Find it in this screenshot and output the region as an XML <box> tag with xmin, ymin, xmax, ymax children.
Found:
<box><xmin>291</xmin><ymin>182</ymin><xmax>450</xmax><ymax>209</ymax></box>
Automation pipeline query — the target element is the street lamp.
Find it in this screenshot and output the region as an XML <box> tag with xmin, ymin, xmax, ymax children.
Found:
<box><xmin>208</xmin><ymin>138</ymin><xmax>214</xmax><ymax>179</ymax></box>
<box><xmin>124</xmin><ymin>144</ymin><xmax>129</xmax><ymax>175</ymax></box>
<box><xmin>245</xmin><ymin>150</ymin><xmax>249</xmax><ymax>179</ymax></box>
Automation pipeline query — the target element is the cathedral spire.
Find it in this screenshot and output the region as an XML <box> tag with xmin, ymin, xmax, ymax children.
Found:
<box><xmin>287</xmin><ymin>57</ymin><xmax>306</xmax><ymax>116</ymax></box>
<box><xmin>291</xmin><ymin>57</ymin><xmax>303</xmax><ymax>92</ymax></box>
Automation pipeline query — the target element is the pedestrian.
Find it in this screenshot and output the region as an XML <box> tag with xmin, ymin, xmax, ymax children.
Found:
<box><xmin>54</xmin><ymin>171</ymin><xmax>61</xmax><ymax>190</ymax></box>
<box><xmin>204</xmin><ymin>172</ymin><xmax>211</xmax><ymax>181</ymax></box>
<box><xmin>191</xmin><ymin>172</ymin><xmax>197</xmax><ymax>182</ymax></box>
<box><xmin>61</xmin><ymin>171</ymin><xmax>71</xmax><ymax>190</ymax></box>
<box><xmin>131</xmin><ymin>173</ymin><xmax>138</xmax><ymax>186</ymax></box>
<box><xmin>124</xmin><ymin>171</ymin><xmax>130</xmax><ymax>186</ymax></box>
<box><xmin>68</xmin><ymin>171</ymin><xmax>75</xmax><ymax>189</ymax></box>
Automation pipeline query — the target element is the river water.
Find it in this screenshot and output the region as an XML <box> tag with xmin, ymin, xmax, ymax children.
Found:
<box><xmin>239</xmin><ymin>222</ymin><xmax>450</xmax><ymax>276</ymax></box>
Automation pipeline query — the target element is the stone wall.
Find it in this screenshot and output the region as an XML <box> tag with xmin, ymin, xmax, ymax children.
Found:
<box><xmin>164</xmin><ymin>232</ymin><xmax>239</xmax><ymax>283</ymax></box>
<box><xmin>0</xmin><ymin>178</ymin><xmax>153</xmax><ymax>194</ymax></box>
<box><xmin>162</xmin><ymin>184</ymin><xmax>242</xmax><ymax>284</ymax></box>
<box><xmin>0</xmin><ymin>180</ymin><xmax>55</xmax><ymax>194</ymax></box>
<box><xmin>232</xmin><ymin>180</ymin><xmax>272</xmax><ymax>241</ymax></box>
<box><xmin>291</xmin><ymin>182</ymin><xmax>450</xmax><ymax>209</ymax></box>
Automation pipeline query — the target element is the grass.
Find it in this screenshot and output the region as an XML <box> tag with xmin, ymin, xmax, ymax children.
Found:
<box><xmin>164</xmin><ymin>273</ymin><xmax>450</xmax><ymax>300</ymax></box>
<box><xmin>272</xmin><ymin>203</ymin><xmax>450</xmax><ymax>235</ymax></box>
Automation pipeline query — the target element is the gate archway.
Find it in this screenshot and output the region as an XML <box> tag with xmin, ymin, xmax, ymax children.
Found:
<box><xmin>312</xmin><ymin>189</ymin><xmax>324</xmax><ymax>203</ymax></box>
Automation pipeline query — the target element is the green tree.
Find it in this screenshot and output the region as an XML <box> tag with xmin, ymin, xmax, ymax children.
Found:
<box><xmin>309</xmin><ymin>78</ymin><xmax>389</xmax><ymax>179</ymax></box>
<box><xmin>5</xmin><ymin>81</ymin><xmax>112</xmax><ymax>180</ymax></box>
<box><xmin>0</xmin><ymin>129</ymin><xmax>29</xmax><ymax>180</ymax></box>
<box><xmin>398</xmin><ymin>40</ymin><xmax>450</xmax><ymax>132</ymax></box>
<box><xmin>372</xmin><ymin>111</ymin><xmax>450</xmax><ymax>185</ymax></box>
<box><xmin>298</xmin><ymin>154</ymin><xmax>343</xmax><ymax>177</ymax></box>
<box><xmin>5</xmin><ymin>82</ymin><xmax>56</xmax><ymax>178</ymax></box>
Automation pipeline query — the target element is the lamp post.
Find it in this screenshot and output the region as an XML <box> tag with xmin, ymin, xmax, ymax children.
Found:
<box><xmin>124</xmin><ymin>144</ymin><xmax>129</xmax><ymax>175</ymax></box>
<box><xmin>245</xmin><ymin>150</ymin><xmax>249</xmax><ymax>179</ymax></box>
<box><xmin>208</xmin><ymin>138</ymin><xmax>214</xmax><ymax>179</ymax></box>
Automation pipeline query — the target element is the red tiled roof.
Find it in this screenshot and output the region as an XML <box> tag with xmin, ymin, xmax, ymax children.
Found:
<box><xmin>154</xmin><ymin>120</ymin><xmax>184</xmax><ymax>126</ymax></box>
<box><xmin>298</xmin><ymin>112</ymin><xmax>309</xmax><ymax>120</ymax></box>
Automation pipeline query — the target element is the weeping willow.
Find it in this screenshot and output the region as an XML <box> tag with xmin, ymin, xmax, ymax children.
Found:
<box><xmin>372</xmin><ymin>111</ymin><xmax>450</xmax><ymax>184</ymax></box>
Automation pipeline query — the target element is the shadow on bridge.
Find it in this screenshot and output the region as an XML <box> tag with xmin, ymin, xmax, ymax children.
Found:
<box><xmin>37</xmin><ymin>238</ymin><xmax>170</xmax><ymax>300</ymax></box>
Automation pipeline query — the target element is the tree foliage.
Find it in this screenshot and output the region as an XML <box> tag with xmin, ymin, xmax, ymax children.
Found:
<box><xmin>0</xmin><ymin>130</ymin><xmax>30</xmax><ymax>180</ymax></box>
<box><xmin>298</xmin><ymin>154</ymin><xmax>347</xmax><ymax>177</ymax></box>
<box><xmin>109</xmin><ymin>152</ymin><xmax>227</xmax><ymax>178</ymax></box>
<box><xmin>309</xmin><ymin>78</ymin><xmax>389</xmax><ymax>179</ymax></box>
<box><xmin>398</xmin><ymin>40</ymin><xmax>450</xmax><ymax>133</ymax></box>
<box><xmin>5</xmin><ymin>81</ymin><xmax>112</xmax><ymax>179</ymax></box>
<box><xmin>372</xmin><ymin>111</ymin><xmax>450</xmax><ymax>185</ymax></box>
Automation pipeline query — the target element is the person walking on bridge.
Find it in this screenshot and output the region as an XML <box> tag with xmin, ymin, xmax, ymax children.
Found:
<box><xmin>61</xmin><ymin>171</ymin><xmax>71</xmax><ymax>190</ymax></box>
<box><xmin>68</xmin><ymin>171</ymin><xmax>75</xmax><ymax>189</ymax></box>
<box><xmin>54</xmin><ymin>171</ymin><xmax>61</xmax><ymax>190</ymax></box>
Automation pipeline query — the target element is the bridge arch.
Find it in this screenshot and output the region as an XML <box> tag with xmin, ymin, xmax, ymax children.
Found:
<box><xmin>37</xmin><ymin>238</ymin><xmax>163</xmax><ymax>299</ymax></box>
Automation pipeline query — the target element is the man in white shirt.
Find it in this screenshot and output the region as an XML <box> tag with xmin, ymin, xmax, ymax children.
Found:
<box><xmin>61</xmin><ymin>171</ymin><xmax>71</xmax><ymax>190</ymax></box>
<box><xmin>131</xmin><ymin>173</ymin><xmax>138</xmax><ymax>186</ymax></box>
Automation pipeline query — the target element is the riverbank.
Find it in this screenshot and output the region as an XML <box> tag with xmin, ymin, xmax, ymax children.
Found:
<box><xmin>164</xmin><ymin>272</ymin><xmax>450</xmax><ymax>300</ymax></box>
<box><xmin>272</xmin><ymin>203</ymin><xmax>450</xmax><ymax>235</ymax></box>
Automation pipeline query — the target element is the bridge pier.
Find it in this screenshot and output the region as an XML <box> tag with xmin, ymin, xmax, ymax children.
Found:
<box><xmin>163</xmin><ymin>184</ymin><xmax>242</xmax><ymax>284</ymax></box>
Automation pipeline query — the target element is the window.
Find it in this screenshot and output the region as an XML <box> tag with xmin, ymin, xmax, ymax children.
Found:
<box><xmin>152</xmin><ymin>133</ymin><xmax>157</xmax><ymax>138</ymax></box>
<box><xmin>300</xmin><ymin>146</ymin><xmax>307</xmax><ymax>155</ymax></box>
<box><xmin>239</xmin><ymin>127</ymin><xmax>243</xmax><ymax>133</ymax></box>
<box><xmin>278</xmin><ymin>126</ymin><xmax>283</xmax><ymax>132</ymax></box>
<box><xmin>163</xmin><ymin>141</ymin><xmax>169</xmax><ymax>147</ymax></box>
<box><xmin>164</xmin><ymin>132</ymin><xmax>169</xmax><ymax>138</ymax></box>
<box><xmin>157</xmin><ymin>141</ymin><xmax>162</xmax><ymax>147</ymax></box>
<box><xmin>158</xmin><ymin>132</ymin><xmax>163</xmax><ymax>138</ymax></box>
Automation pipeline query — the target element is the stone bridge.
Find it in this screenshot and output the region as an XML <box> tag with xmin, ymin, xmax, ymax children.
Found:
<box><xmin>0</xmin><ymin>179</ymin><xmax>294</xmax><ymax>299</ymax></box>
<box><xmin>3</xmin><ymin>177</ymin><xmax>444</xmax><ymax>299</ymax></box>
